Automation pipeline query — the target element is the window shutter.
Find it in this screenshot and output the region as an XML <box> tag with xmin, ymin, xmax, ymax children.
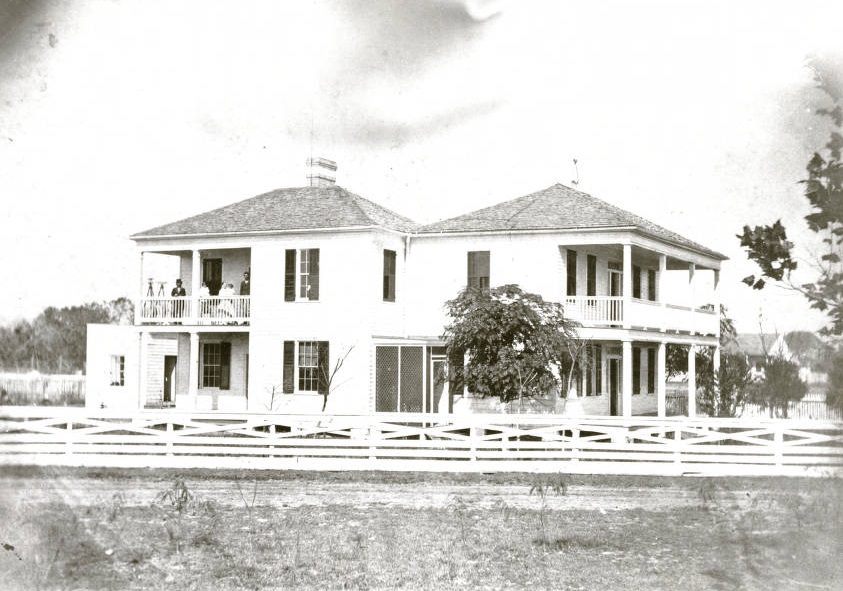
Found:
<box><xmin>220</xmin><ymin>342</ymin><xmax>231</xmax><ymax>390</ymax></box>
<box><xmin>283</xmin><ymin>341</ymin><xmax>294</xmax><ymax>393</ymax></box>
<box><xmin>284</xmin><ymin>250</ymin><xmax>296</xmax><ymax>301</ymax></box>
<box><xmin>648</xmin><ymin>269</ymin><xmax>657</xmax><ymax>301</ymax></box>
<box><xmin>308</xmin><ymin>249</ymin><xmax>320</xmax><ymax>300</ymax></box>
<box><xmin>317</xmin><ymin>341</ymin><xmax>329</xmax><ymax>395</ymax></box>
<box><xmin>633</xmin><ymin>266</ymin><xmax>641</xmax><ymax>299</ymax></box>
<box><xmin>586</xmin><ymin>254</ymin><xmax>596</xmax><ymax>297</ymax></box>
<box><xmin>566</xmin><ymin>250</ymin><xmax>577</xmax><ymax>296</ymax></box>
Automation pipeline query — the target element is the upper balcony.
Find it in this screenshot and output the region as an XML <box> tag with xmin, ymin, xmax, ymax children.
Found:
<box><xmin>562</xmin><ymin>296</ymin><xmax>717</xmax><ymax>336</ymax></box>
<box><xmin>138</xmin><ymin>295</ymin><xmax>251</xmax><ymax>326</ymax></box>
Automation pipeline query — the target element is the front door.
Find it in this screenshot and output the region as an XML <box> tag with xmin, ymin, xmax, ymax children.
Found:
<box><xmin>429</xmin><ymin>357</ymin><xmax>449</xmax><ymax>414</ymax></box>
<box><xmin>609</xmin><ymin>358</ymin><xmax>620</xmax><ymax>416</ymax></box>
<box><xmin>163</xmin><ymin>355</ymin><xmax>177</xmax><ymax>407</ymax></box>
<box><xmin>203</xmin><ymin>258</ymin><xmax>222</xmax><ymax>295</ymax></box>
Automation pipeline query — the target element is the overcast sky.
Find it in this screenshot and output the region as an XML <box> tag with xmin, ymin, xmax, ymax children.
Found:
<box><xmin>1</xmin><ymin>0</ymin><xmax>842</xmax><ymax>334</ymax></box>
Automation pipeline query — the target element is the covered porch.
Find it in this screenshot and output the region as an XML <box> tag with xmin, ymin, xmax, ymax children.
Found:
<box><xmin>135</xmin><ymin>247</ymin><xmax>252</xmax><ymax>326</ymax></box>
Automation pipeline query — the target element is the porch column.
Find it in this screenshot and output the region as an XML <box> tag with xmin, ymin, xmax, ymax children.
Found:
<box><xmin>138</xmin><ymin>331</ymin><xmax>149</xmax><ymax>409</ymax></box>
<box><xmin>713</xmin><ymin>269</ymin><xmax>721</xmax><ymax>340</ymax></box>
<box><xmin>688</xmin><ymin>263</ymin><xmax>696</xmax><ymax>335</ymax></box>
<box><xmin>136</xmin><ymin>251</ymin><xmax>145</xmax><ymax>325</ymax></box>
<box><xmin>658</xmin><ymin>253</ymin><xmax>667</xmax><ymax>331</ymax></box>
<box><xmin>622</xmin><ymin>244</ymin><xmax>632</xmax><ymax>329</ymax></box>
<box><xmin>657</xmin><ymin>341</ymin><xmax>667</xmax><ymax>417</ymax></box>
<box><xmin>188</xmin><ymin>332</ymin><xmax>199</xmax><ymax>409</ymax></box>
<box><xmin>622</xmin><ymin>339</ymin><xmax>633</xmax><ymax>417</ymax></box>
<box><xmin>191</xmin><ymin>249</ymin><xmax>201</xmax><ymax>323</ymax></box>
<box><xmin>687</xmin><ymin>344</ymin><xmax>696</xmax><ymax>417</ymax></box>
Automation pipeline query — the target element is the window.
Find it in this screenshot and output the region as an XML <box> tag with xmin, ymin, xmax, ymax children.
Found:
<box><xmin>633</xmin><ymin>265</ymin><xmax>641</xmax><ymax>299</ymax></box>
<box><xmin>467</xmin><ymin>251</ymin><xmax>490</xmax><ymax>290</ymax></box>
<box><xmin>283</xmin><ymin>340</ymin><xmax>329</xmax><ymax>394</ymax></box>
<box><xmin>285</xmin><ymin>248</ymin><xmax>320</xmax><ymax>301</ymax></box>
<box><xmin>566</xmin><ymin>250</ymin><xmax>577</xmax><ymax>296</ymax></box>
<box><xmin>586</xmin><ymin>254</ymin><xmax>596</xmax><ymax>297</ymax></box>
<box><xmin>383</xmin><ymin>249</ymin><xmax>396</xmax><ymax>301</ymax></box>
<box><xmin>201</xmin><ymin>342</ymin><xmax>231</xmax><ymax>389</ymax></box>
<box><xmin>647</xmin><ymin>269</ymin><xmax>657</xmax><ymax>301</ymax></box>
<box><xmin>608</xmin><ymin>261</ymin><xmax>622</xmax><ymax>296</ymax></box>
<box><xmin>109</xmin><ymin>355</ymin><xmax>124</xmax><ymax>386</ymax></box>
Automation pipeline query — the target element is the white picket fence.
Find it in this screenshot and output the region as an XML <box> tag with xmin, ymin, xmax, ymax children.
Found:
<box><xmin>1</xmin><ymin>408</ymin><xmax>841</xmax><ymax>476</ymax></box>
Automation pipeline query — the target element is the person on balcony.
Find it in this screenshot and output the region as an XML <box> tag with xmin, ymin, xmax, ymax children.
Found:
<box><xmin>218</xmin><ymin>282</ymin><xmax>236</xmax><ymax>323</ymax></box>
<box><xmin>171</xmin><ymin>278</ymin><xmax>186</xmax><ymax>322</ymax></box>
<box><xmin>239</xmin><ymin>271</ymin><xmax>250</xmax><ymax>296</ymax></box>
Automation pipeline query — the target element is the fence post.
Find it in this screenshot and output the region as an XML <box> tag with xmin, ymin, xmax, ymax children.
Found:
<box><xmin>269</xmin><ymin>423</ymin><xmax>276</xmax><ymax>458</ymax></box>
<box><xmin>673</xmin><ymin>427</ymin><xmax>682</xmax><ymax>465</ymax></box>
<box><xmin>166</xmin><ymin>421</ymin><xmax>174</xmax><ymax>456</ymax></box>
<box><xmin>773</xmin><ymin>423</ymin><xmax>783</xmax><ymax>467</ymax></box>
<box><xmin>65</xmin><ymin>419</ymin><xmax>73</xmax><ymax>456</ymax></box>
<box><xmin>571</xmin><ymin>428</ymin><xmax>580</xmax><ymax>463</ymax></box>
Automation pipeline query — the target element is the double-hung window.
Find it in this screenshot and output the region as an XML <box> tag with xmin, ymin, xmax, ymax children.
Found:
<box><xmin>285</xmin><ymin>248</ymin><xmax>320</xmax><ymax>301</ymax></box>
<box><xmin>201</xmin><ymin>342</ymin><xmax>231</xmax><ymax>389</ymax></box>
<box><xmin>283</xmin><ymin>340</ymin><xmax>329</xmax><ymax>394</ymax></box>
<box><xmin>109</xmin><ymin>355</ymin><xmax>124</xmax><ymax>386</ymax></box>
<box><xmin>383</xmin><ymin>249</ymin><xmax>396</xmax><ymax>301</ymax></box>
<box><xmin>467</xmin><ymin>251</ymin><xmax>490</xmax><ymax>291</ymax></box>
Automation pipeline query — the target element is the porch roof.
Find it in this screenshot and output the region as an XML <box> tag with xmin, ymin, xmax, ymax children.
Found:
<box><xmin>417</xmin><ymin>183</ymin><xmax>727</xmax><ymax>260</ymax></box>
<box><xmin>132</xmin><ymin>185</ymin><xmax>419</xmax><ymax>238</ymax></box>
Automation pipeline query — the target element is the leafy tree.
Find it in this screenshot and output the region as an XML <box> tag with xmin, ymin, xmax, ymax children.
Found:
<box><xmin>737</xmin><ymin>55</ymin><xmax>843</xmax><ymax>335</ymax></box>
<box><xmin>443</xmin><ymin>285</ymin><xmax>578</xmax><ymax>403</ymax></box>
<box><xmin>746</xmin><ymin>355</ymin><xmax>808</xmax><ymax>418</ymax></box>
<box><xmin>826</xmin><ymin>350</ymin><xmax>843</xmax><ymax>411</ymax></box>
<box><xmin>697</xmin><ymin>352</ymin><xmax>751</xmax><ymax>417</ymax></box>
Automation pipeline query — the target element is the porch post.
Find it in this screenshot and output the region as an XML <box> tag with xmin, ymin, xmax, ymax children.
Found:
<box><xmin>688</xmin><ymin>263</ymin><xmax>696</xmax><ymax>335</ymax></box>
<box><xmin>622</xmin><ymin>244</ymin><xmax>632</xmax><ymax>329</ymax></box>
<box><xmin>191</xmin><ymin>250</ymin><xmax>201</xmax><ymax>323</ymax></box>
<box><xmin>658</xmin><ymin>253</ymin><xmax>667</xmax><ymax>331</ymax></box>
<box><xmin>188</xmin><ymin>332</ymin><xmax>199</xmax><ymax>409</ymax></box>
<box><xmin>657</xmin><ymin>341</ymin><xmax>667</xmax><ymax>417</ymax></box>
<box><xmin>687</xmin><ymin>344</ymin><xmax>696</xmax><ymax>417</ymax></box>
<box><xmin>138</xmin><ymin>331</ymin><xmax>149</xmax><ymax>409</ymax></box>
<box><xmin>622</xmin><ymin>339</ymin><xmax>633</xmax><ymax>417</ymax></box>
<box><xmin>136</xmin><ymin>251</ymin><xmax>145</xmax><ymax>325</ymax></box>
<box><xmin>713</xmin><ymin>269</ymin><xmax>721</xmax><ymax>339</ymax></box>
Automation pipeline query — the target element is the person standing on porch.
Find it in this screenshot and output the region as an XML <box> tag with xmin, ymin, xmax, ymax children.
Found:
<box><xmin>171</xmin><ymin>278</ymin><xmax>186</xmax><ymax>321</ymax></box>
<box><xmin>239</xmin><ymin>271</ymin><xmax>250</xmax><ymax>296</ymax></box>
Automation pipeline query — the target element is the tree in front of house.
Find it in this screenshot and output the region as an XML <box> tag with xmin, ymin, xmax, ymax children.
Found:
<box><xmin>443</xmin><ymin>285</ymin><xmax>578</xmax><ymax>404</ymax></box>
<box><xmin>746</xmin><ymin>355</ymin><xmax>808</xmax><ymax>418</ymax></box>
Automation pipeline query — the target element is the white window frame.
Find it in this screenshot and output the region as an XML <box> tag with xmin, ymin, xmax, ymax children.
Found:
<box><xmin>297</xmin><ymin>341</ymin><xmax>320</xmax><ymax>392</ymax></box>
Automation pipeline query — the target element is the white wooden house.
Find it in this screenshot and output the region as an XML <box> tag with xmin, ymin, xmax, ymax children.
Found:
<box><xmin>86</xmin><ymin>158</ymin><xmax>726</xmax><ymax>416</ymax></box>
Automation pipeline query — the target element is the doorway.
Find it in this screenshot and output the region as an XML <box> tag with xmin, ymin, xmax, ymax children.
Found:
<box><xmin>429</xmin><ymin>355</ymin><xmax>449</xmax><ymax>413</ymax></box>
<box><xmin>163</xmin><ymin>355</ymin><xmax>177</xmax><ymax>407</ymax></box>
<box><xmin>203</xmin><ymin>258</ymin><xmax>222</xmax><ymax>295</ymax></box>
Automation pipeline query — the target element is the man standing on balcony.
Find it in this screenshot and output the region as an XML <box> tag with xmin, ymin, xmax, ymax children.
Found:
<box><xmin>239</xmin><ymin>271</ymin><xmax>250</xmax><ymax>296</ymax></box>
<box><xmin>171</xmin><ymin>278</ymin><xmax>186</xmax><ymax>322</ymax></box>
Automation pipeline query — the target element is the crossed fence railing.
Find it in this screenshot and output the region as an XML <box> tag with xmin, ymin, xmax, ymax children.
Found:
<box><xmin>1</xmin><ymin>407</ymin><xmax>841</xmax><ymax>476</ymax></box>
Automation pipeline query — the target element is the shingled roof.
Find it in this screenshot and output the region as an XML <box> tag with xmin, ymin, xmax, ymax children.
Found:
<box><xmin>132</xmin><ymin>185</ymin><xmax>419</xmax><ymax>238</ymax></box>
<box><xmin>418</xmin><ymin>183</ymin><xmax>727</xmax><ymax>260</ymax></box>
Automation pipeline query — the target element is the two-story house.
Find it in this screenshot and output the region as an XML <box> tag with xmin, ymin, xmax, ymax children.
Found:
<box><xmin>86</xmin><ymin>158</ymin><xmax>726</xmax><ymax>417</ymax></box>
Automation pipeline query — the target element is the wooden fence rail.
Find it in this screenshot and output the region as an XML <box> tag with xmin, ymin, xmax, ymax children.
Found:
<box><xmin>1</xmin><ymin>407</ymin><xmax>841</xmax><ymax>476</ymax></box>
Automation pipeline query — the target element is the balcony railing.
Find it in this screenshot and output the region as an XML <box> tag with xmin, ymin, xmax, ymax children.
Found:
<box><xmin>138</xmin><ymin>296</ymin><xmax>250</xmax><ymax>325</ymax></box>
<box><xmin>564</xmin><ymin>296</ymin><xmax>717</xmax><ymax>335</ymax></box>
<box><xmin>563</xmin><ymin>296</ymin><xmax>623</xmax><ymax>325</ymax></box>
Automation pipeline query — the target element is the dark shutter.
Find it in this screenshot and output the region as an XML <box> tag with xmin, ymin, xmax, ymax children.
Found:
<box><xmin>566</xmin><ymin>250</ymin><xmax>577</xmax><ymax>296</ymax></box>
<box><xmin>308</xmin><ymin>249</ymin><xmax>320</xmax><ymax>300</ymax></box>
<box><xmin>587</xmin><ymin>254</ymin><xmax>596</xmax><ymax>297</ymax></box>
<box><xmin>284</xmin><ymin>250</ymin><xmax>296</xmax><ymax>301</ymax></box>
<box><xmin>648</xmin><ymin>269</ymin><xmax>657</xmax><ymax>301</ymax></box>
<box><xmin>595</xmin><ymin>344</ymin><xmax>602</xmax><ymax>395</ymax></box>
<box><xmin>633</xmin><ymin>266</ymin><xmax>641</xmax><ymax>299</ymax></box>
<box><xmin>317</xmin><ymin>341</ymin><xmax>329</xmax><ymax>395</ymax></box>
<box><xmin>647</xmin><ymin>348</ymin><xmax>656</xmax><ymax>394</ymax></box>
<box><xmin>632</xmin><ymin>347</ymin><xmax>641</xmax><ymax>395</ymax></box>
<box><xmin>383</xmin><ymin>250</ymin><xmax>396</xmax><ymax>301</ymax></box>
<box><xmin>282</xmin><ymin>341</ymin><xmax>294</xmax><ymax>393</ymax></box>
<box><xmin>220</xmin><ymin>342</ymin><xmax>231</xmax><ymax>390</ymax></box>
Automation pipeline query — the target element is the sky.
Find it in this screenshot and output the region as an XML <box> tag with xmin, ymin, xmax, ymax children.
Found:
<box><xmin>1</xmin><ymin>0</ymin><xmax>842</xmax><ymax>335</ymax></box>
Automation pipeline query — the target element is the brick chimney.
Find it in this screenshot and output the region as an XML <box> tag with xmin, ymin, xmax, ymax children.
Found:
<box><xmin>306</xmin><ymin>157</ymin><xmax>337</xmax><ymax>187</ymax></box>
